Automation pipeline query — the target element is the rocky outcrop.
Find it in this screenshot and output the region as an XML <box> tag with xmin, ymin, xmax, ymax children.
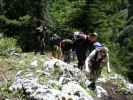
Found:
<box><xmin>9</xmin><ymin>58</ymin><xmax>133</xmax><ymax>100</ymax></box>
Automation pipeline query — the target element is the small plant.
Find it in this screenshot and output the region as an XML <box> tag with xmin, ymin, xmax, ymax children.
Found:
<box><xmin>0</xmin><ymin>81</ymin><xmax>26</xmax><ymax>100</ymax></box>
<box><xmin>0</xmin><ymin>37</ymin><xmax>22</xmax><ymax>56</ymax></box>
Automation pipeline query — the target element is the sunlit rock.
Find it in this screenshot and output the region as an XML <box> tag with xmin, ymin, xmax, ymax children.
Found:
<box><xmin>126</xmin><ymin>82</ymin><xmax>133</xmax><ymax>93</ymax></box>
<box><xmin>97</xmin><ymin>77</ymin><xmax>107</xmax><ymax>83</ymax></box>
<box><xmin>85</xmin><ymin>80</ymin><xmax>92</xmax><ymax>87</ymax></box>
<box><xmin>30</xmin><ymin>60</ymin><xmax>38</xmax><ymax>68</ymax></box>
<box><xmin>62</xmin><ymin>81</ymin><xmax>91</xmax><ymax>97</ymax></box>
<box><xmin>95</xmin><ymin>86</ymin><xmax>108</xmax><ymax>98</ymax></box>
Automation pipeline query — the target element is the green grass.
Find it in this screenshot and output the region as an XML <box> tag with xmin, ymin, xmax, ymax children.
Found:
<box><xmin>0</xmin><ymin>37</ymin><xmax>22</xmax><ymax>57</ymax></box>
<box><xmin>0</xmin><ymin>52</ymin><xmax>49</xmax><ymax>99</ymax></box>
<box><xmin>0</xmin><ymin>51</ymin><xmax>132</xmax><ymax>99</ymax></box>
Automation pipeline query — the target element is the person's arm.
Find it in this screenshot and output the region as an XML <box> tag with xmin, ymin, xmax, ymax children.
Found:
<box><xmin>85</xmin><ymin>49</ymin><xmax>97</xmax><ymax>72</ymax></box>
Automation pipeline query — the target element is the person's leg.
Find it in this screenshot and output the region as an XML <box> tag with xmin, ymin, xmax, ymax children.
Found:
<box><xmin>64</xmin><ymin>50</ymin><xmax>71</xmax><ymax>63</ymax></box>
<box><xmin>57</xmin><ymin>46</ymin><xmax>62</xmax><ymax>59</ymax></box>
<box><xmin>63</xmin><ymin>51</ymin><xmax>68</xmax><ymax>62</ymax></box>
<box><xmin>34</xmin><ymin>36</ymin><xmax>44</xmax><ymax>55</ymax></box>
<box><xmin>40</xmin><ymin>38</ymin><xmax>45</xmax><ymax>55</ymax></box>
<box><xmin>76</xmin><ymin>52</ymin><xmax>85</xmax><ymax>70</ymax></box>
<box><xmin>88</xmin><ymin>69</ymin><xmax>96</xmax><ymax>90</ymax></box>
<box><xmin>89</xmin><ymin>65</ymin><xmax>101</xmax><ymax>90</ymax></box>
<box><xmin>34</xmin><ymin>43</ymin><xmax>40</xmax><ymax>55</ymax></box>
<box><xmin>67</xmin><ymin>50</ymin><xmax>71</xmax><ymax>63</ymax></box>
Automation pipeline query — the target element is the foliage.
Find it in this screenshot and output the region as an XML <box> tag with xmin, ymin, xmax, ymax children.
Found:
<box><xmin>117</xmin><ymin>24</ymin><xmax>133</xmax><ymax>82</ymax></box>
<box><xmin>0</xmin><ymin>0</ymin><xmax>53</xmax><ymax>51</ymax></box>
<box><xmin>115</xmin><ymin>0</ymin><xmax>133</xmax><ymax>81</ymax></box>
<box><xmin>0</xmin><ymin>0</ymin><xmax>133</xmax><ymax>82</ymax></box>
<box><xmin>0</xmin><ymin>81</ymin><xmax>26</xmax><ymax>99</ymax></box>
<box><xmin>0</xmin><ymin>37</ymin><xmax>22</xmax><ymax>56</ymax></box>
<box><xmin>50</xmin><ymin>0</ymin><xmax>128</xmax><ymax>33</ymax></box>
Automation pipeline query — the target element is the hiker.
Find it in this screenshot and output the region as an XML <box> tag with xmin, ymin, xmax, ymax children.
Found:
<box><xmin>50</xmin><ymin>34</ymin><xmax>62</xmax><ymax>59</ymax></box>
<box><xmin>73</xmin><ymin>31</ymin><xmax>98</xmax><ymax>70</ymax></box>
<box><xmin>84</xmin><ymin>43</ymin><xmax>110</xmax><ymax>90</ymax></box>
<box><xmin>34</xmin><ymin>20</ymin><xmax>47</xmax><ymax>55</ymax></box>
<box><xmin>60</xmin><ymin>39</ymin><xmax>73</xmax><ymax>63</ymax></box>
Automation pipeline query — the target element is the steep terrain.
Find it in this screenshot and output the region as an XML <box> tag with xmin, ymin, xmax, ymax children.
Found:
<box><xmin>0</xmin><ymin>53</ymin><xmax>133</xmax><ymax>100</ymax></box>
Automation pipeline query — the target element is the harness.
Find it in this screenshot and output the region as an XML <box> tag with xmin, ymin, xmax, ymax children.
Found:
<box><xmin>91</xmin><ymin>51</ymin><xmax>100</xmax><ymax>69</ymax></box>
<box><xmin>90</xmin><ymin>48</ymin><xmax>106</xmax><ymax>69</ymax></box>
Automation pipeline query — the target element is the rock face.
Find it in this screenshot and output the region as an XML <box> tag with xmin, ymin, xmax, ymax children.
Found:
<box><xmin>10</xmin><ymin>58</ymin><xmax>94</xmax><ymax>100</ymax></box>
<box><xmin>9</xmin><ymin>58</ymin><xmax>133</xmax><ymax>100</ymax></box>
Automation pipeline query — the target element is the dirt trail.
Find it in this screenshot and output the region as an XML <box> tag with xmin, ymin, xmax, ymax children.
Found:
<box><xmin>100</xmin><ymin>81</ymin><xmax>133</xmax><ymax>100</ymax></box>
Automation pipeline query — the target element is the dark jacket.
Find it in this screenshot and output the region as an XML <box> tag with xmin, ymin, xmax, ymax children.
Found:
<box><xmin>60</xmin><ymin>39</ymin><xmax>73</xmax><ymax>51</ymax></box>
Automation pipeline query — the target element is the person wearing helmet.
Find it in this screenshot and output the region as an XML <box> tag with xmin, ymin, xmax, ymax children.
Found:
<box><xmin>34</xmin><ymin>25</ymin><xmax>45</xmax><ymax>55</ymax></box>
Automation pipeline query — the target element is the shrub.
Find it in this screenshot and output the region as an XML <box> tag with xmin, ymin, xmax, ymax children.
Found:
<box><xmin>0</xmin><ymin>37</ymin><xmax>22</xmax><ymax>56</ymax></box>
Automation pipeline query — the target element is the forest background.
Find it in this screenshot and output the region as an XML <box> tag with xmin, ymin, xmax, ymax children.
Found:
<box><xmin>0</xmin><ymin>0</ymin><xmax>133</xmax><ymax>82</ymax></box>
